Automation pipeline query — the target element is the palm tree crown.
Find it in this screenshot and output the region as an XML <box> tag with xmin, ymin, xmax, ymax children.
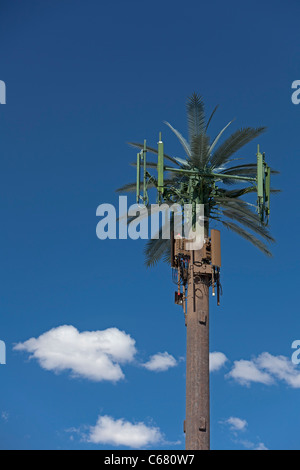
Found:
<box><xmin>117</xmin><ymin>93</ymin><xmax>278</xmax><ymax>266</ymax></box>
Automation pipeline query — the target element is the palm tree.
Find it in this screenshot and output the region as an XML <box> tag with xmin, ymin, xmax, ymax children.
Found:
<box><xmin>117</xmin><ymin>93</ymin><xmax>278</xmax><ymax>450</ymax></box>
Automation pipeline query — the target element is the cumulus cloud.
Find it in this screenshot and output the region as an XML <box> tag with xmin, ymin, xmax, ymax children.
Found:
<box><xmin>227</xmin><ymin>359</ymin><xmax>274</xmax><ymax>386</ymax></box>
<box><xmin>223</xmin><ymin>417</ymin><xmax>248</xmax><ymax>432</ymax></box>
<box><xmin>221</xmin><ymin>419</ymin><xmax>268</xmax><ymax>450</ymax></box>
<box><xmin>238</xmin><ymin>439</ymin><xmax>268</xmax><ymax>450</ymax></box>
<box><xmin>210</xmin><ymin>352</ymin><xmax>228</xmax><ymax>372</ymax></box>
<box><xmin>254</xmin><ymin>442</ymin><xmax>268</xmax><ymax>450</ymax></box>
<box><xmin>14</xmin><ymin>325</ymin><xmax>136</xmax><ymax>382</ymax></box>
<box><xmin>228</xmin><ymin>352</ymin><xmax>300</xmax><ymax>388</ymax></box>
<box><xmin>256</xmin><ymin>352</ymin><xmax>300</xmax><ymax>388</ymax></box>
<box><xmin>85</xmin><ymin>415</ymin><xmax>163</xmax><ymax>448</ymax></box>
<box><xmin>142</xmin><ymin>352</ymin><xmax>177</xmax><ymax>372</ymax></box>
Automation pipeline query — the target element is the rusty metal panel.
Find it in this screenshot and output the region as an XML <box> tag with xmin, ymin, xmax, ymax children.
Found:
<box><xmin>211</xmin><ymin>229</ymin><xmax>221</xmax><ymax>267</ymax></box>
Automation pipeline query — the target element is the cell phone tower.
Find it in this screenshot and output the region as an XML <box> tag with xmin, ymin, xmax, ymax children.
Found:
<box><xmin>117</xmin><ymin>94</ymin><xmax>278</xmax><ymax>450</ymax></box>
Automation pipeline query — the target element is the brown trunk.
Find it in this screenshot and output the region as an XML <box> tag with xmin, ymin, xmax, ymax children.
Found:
<box><xmin>185</xmin><ymin>247</ymin><xmax>210</xmax><ymax>450</ymax></box>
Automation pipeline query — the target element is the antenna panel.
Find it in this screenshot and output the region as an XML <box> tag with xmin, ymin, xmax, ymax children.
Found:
<box><xmin>211</xmin><ymin>229</ymin><xmax>221</xmax><ymax>267</ymax></box>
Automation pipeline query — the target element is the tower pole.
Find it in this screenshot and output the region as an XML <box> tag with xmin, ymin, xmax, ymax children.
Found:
<box><xmin>185</xmin><ymin>245</ymin><xmax>210</xmax><ymax>450</ymax></box>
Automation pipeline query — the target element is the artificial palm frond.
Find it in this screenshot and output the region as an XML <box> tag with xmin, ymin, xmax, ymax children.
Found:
<box><xmin>219</xmin><ymin>176</ymin><xmax>245</xmax><ymax>185</ymax></box>
<box><xmin>222</xmin><ymin>209</ymin><xmax>275</xmax><ymax>242</ymax></box>
<box><xmin>116</xmin><ymin>182</ymin><xmax>143</xmax><ymax>193</ymax></box>
<box><xmin>164</xmin><ymin>121</ymin><xmax>191</xmax><ymax>158</ymax></box>
<box><xmin>219</xmin><ymin>202</ymin><xmax>263</xmax><ymax>224</ymax></box>
<box><xmin>190</xmin><ymin>134</ymin><xmax>210</xmax><ymax>169</ymax></box>
<box><xmin>130</xmin><ymin>161</ymin><xmax>159</xmax><ymax>169</ymax></box>
<box><xmin>221</xmin><ymin>220</ymin><xmax>272</xmax><ymax>257</ymax></box>
<box><xmin>128</xmin><ymin>142</ymin><xmax>180</xmax><ymax>166</ymax></box>
<box><xmin>118</xmin><ymin>93</ymin><xmax>278</xmax><ymax>266</ymax></box>
<box><xmin>209</xmin><ymin>127</ymin><xmax>267</xmax><ymax>169</ymax></box>
<box><xmin>116</xmin><ymin>178</ymin><xmax>179</xmax><ymax>194</ymax></box>
<box><xmin>270</xmin><ymin>188</ymin><xmax>281</xmax><ymax>193</ymax></box>
<box><xmin>220</xmin><ymin>186</ymin><xmax>280</xmax><ymax>198</ymax></box>
<box><xmin>117</xmin><ymin>205</ymin><xmax>153</xmax><ymax>224</ymax></box>
<box><xmin>219</xmin><ymin>187</ymin><xmax>256</xmax><ymax>198</ymax></box>
<box><xmin>186</xmin><ymin>93</ymin><xmax>206</xmax><ymax>141</ymax></box>
<box><xmin>144</xmin><ymin>235</ymin><xmax>170</xmax><ymax>267</ymax></box>
<box><xmin>118</xmin><ymin>199</ymin><xmax>177</xmax><ymax>225</ymax></box>
<box><xmin>162</xmin><ymin>246</ymin><xmax>172</xmax><ymax>265</ymax></box>
<box><xmin>205</xmin><ymin>105</ymin><xmax>219</xmax><ymax>131</ymax></box>
<box><xmin>214</xmin><ymin>195</ymin><xmax>256</xmax><ymax>209</ymax></box>
<box><xmin>209</xmin><ymin>121</ymin><xmax>233</xmax><ymax>156</ymax></box>
<box><xmin>221</xmin><ymin>164</ymin><xmax>279</xmax><ymax>177</ymax></box>
<box><xmin>222</xmin><ymin>165</ymin><xmax>258</xmax><ymax>176</ymax></box>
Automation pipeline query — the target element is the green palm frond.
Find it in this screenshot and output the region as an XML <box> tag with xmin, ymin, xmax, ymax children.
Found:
<box><xmin>116</xmin><ymin>179</ymin><xmax>178</xmax><ymax>194</ymax></box>
<box><xmin>190</xmin><ymin>134</ymin><xmax>210</xmax><ymax>169</ymax></box>
<box><xmin>186</xmin><ymin>93</ymin><xmax>206</xmax><ymax>141</ymax></box>
<box><xmin>144</xmin><ymin>235</ymin><xmax>170</xmax><ymax>267</ymax></box>
<box><xmin>164</xmin><ymin>121</ymin><xmax>191</xmax><ymax>158</ymax></box>
<box><xmin>221</xmin><ymin>220</ymin><xmax>272</xmax><ymax>257</ymax></box>
<box><xmin>117</xmin><ymin>205</ymin><xmax>153</xmax><ymax>224</ymax></box>
<box><xmin>222</xmin><ymin>209</ymin><xmax>275</xmax><ymax>242</ymax></box>
<box><xmin>209</xmin><ymin>127</ymin><xmax>267</xmax><ymax>169</ymax></box>
<box><xmin>128</xmin><ymin>142</ymin><xmax>180</xmax><ymax>166</ymax></box>
<box><xmin>162</xmin><ymin>246</ymin><xmax>172</xmax><ymax>265</ymax></box>
<box><xmin>116</xmin><ymin>182</ymin><xmax>143</xmax><ymax>193</ymax></box>
<box><xmin>205</xmin><ymin>105</ymin><xmax>219</xmax><ymax>131</ymax></box>
<box><xmin>214</xmin><ymin>196</ymin><xmax>257</xmax><ymax>213</ymax></box>
<box><xmin>118</xmin><ymin>93</ymin><xmax>278</xmax><ymax>266</ymax></box>
<box><xmin>219</xmin><ymin>187</ymin><xmax>256</xmax><ymax>198</ymax></box>
<box><xmin>219</xmin><ymin>202</ymin><xmax>262</xmax><ymax>224</ymax></box>
<box><xmin>173</xmin><ymin>156</ymin><xmax>191</xmax><ymax>167</ymax></box>
<box><xmin>220</xmin><ymin>187</ymin><xmax>280</xmax><ymax>198</ymax></box>
<box><xmin>209</xmin><ymin>121</ymin><xmax>233</xmax><ymax>155</ymax></box>
<box><xmin>130</xmin><ymin>161</ymin><xmax>159</xmax><ymax>169</ymax></box>
<box><xmin>221</xmin><ymin>164</ymin><xmax>279</xmax><ymax>177</ymax></box>
<box><xmin>222</xmin><ymin>165</ymin><xmax>258</xmax><ymax>176</ymax></box>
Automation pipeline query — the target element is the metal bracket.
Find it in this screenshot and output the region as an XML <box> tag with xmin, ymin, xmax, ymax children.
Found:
<box><xmin>198</xmin><ymin>311</ymin><xmax>207</xmax><ymax>325</ymax></box>
<box><xmin>199</xmin><ymin>417</ymin><xmax>206</xmax><ymax>432</ymax></box>
<box><xmin>194</xmin><ymin>264</ymin><xmax>213</xmax><ymax>276</ymax></box>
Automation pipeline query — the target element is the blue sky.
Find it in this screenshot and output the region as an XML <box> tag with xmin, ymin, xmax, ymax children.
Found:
<box><xmin>0</xmin><ymin>0</ymin><xmax>300</xmax><ymax>450</ymax></box>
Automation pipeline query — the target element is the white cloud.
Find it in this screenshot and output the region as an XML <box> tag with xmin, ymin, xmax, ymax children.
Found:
<box><xmin>224</xmin><ymin>417</ymin><xmax>248</xmax><ymax>432</ymax></box>
<box><xmin>228</xmin><ymin>352</ymin><xmax>300</xmax><ymax>388</ymax></box>
<box><xmin>142</xmin><ymin>352</ymin><xmax>177</xmax><ymax>372</ymax></box>
<box><xmin>227</xmin><ymin>359</ymin><xmax>274</xmax><ymax>386</ymax></box>
<box><xmin>210</xmin><ymin>352</ymin><xmax>228</xmax><ymax>372</ymax></box>
<box><xmin>1</xmin><ymin>411</ymin><xmax>8</xmax><ymax>422</ymax></box>
<box><xmin>239</xmin><ymin>439</ymin><xmax>268</xmax><ymax>450</ymax></box>
<box><xmin>256</xmin><ymin>352</ymin><xmax>300</xmax><ymax>388</ymax></box>
<box><xmin>254</xmin><ymin>442</ymin><xmax>268</xmax><ymax>450</ymax></box>
<box><xmin>14</xmin><ymin>325</ymin><xmax>136</xmax><ymax>382</ymax></box>
<box><xmin>239</xmin><ymin>439</ymin><xmax>256</xmax><ymax>449</ymax></box>
<box><xmin>222</xmin><ymin>422</ymin><xmax>268</xmax><ymax>450</ymax></box>
<box><xmin>85</xmin><ymin>415</ymin><xmax>163</xmax><ymax>448</ymax></box>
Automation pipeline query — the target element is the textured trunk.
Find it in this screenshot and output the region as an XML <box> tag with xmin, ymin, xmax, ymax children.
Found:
<box><xmin>185</xmin><ymin>247</ymin><xmax>210</xmax><ymax>450</ymax></box>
